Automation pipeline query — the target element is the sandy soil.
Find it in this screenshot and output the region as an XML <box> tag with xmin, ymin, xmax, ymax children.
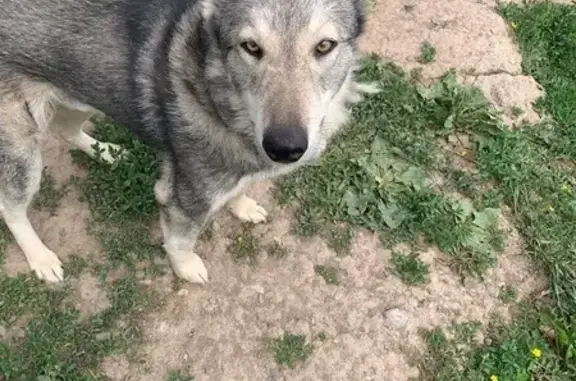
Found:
<box><xmin>3</xmin><ymin>1</ymin><xmax>555</xmax><ymax>380</ymax></box>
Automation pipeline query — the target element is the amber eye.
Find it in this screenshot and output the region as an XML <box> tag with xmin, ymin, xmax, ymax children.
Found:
<box><xmin>315</xmin><ymin>39</ymin><xmax>337</xmax><ymax>57</ymax></box>
<box><xmin>241</xmin><ymin>40</ymin><xmax>263</xmax><ymax>59</ymax></box>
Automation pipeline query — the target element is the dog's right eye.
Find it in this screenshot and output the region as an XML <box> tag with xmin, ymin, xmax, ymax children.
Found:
<box><xmin>241</xmin><ymin>40</ymin><xmax>263</xmax><ymax>59</ymax></box>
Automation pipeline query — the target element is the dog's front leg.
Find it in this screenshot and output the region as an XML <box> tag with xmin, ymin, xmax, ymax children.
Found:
<box><xmin>154</xmin><ymin>167</ymin><xmax>212</xmax><ymax>284</ymax></box>
<box><xmin>158</xmin><ymin>201</ymin><xmax>210</xmax><ymax>284</ymax></box>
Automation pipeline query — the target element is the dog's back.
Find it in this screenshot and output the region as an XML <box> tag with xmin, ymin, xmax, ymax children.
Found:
<box><xmin>0</xmin><ymin>0</ymin><xmax>187</xmax><ymax>127</ymax></box>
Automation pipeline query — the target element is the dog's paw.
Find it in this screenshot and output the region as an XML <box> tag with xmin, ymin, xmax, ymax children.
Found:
<box><xmin>28</xmin><ymin>248</ymin><xmax>64</xmax><ymax>283</ymax></box>
<box><xmin>227</xmin><ymin>195</ymin><xmax>268</xmax><ymax>224</ymax></box>
<box><xmin>98</xmin><ymin>142</ymin><xmax>127</xmax><ymax>164</ymax></box>
<box><xmin>169</xmin><ymin>252</ymin><xmax>209</xmax><ymax>284</ymax></box>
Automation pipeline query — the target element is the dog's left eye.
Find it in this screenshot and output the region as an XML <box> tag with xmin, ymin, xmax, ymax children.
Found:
<box><xmin>241</xmin><ymin>40</ymin><xmax>264</xmax><ymax>59</ymax></box>
<box><xmin>315</xmin><ymin>39</ymin><xmax>338</xmax><ymax>57</ymax></box>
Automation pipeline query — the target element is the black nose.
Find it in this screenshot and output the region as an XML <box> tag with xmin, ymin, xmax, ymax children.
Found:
<box><xmin>262</xmin><ymin>126</ymin><xmax>308</xmax><ymax>163</ymax></box>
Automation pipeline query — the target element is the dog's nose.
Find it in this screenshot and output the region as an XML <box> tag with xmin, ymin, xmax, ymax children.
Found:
<box><xmin>262</xmin><ymin>126</ymin><xmax>308</xmax><ymax>163</ymax></box>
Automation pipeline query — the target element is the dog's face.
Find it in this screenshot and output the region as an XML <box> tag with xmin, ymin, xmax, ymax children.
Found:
<box><xmin>204</xmin><ymin>0</ymin><xmax>366</xmax><ymax>165</ymax></box>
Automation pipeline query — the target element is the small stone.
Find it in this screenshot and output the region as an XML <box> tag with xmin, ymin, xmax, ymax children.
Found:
<box><xmin>177</xmin><ymin>288</ymin><xmax>189</xmax><ymax>296</ymax></box>
<box><xmin>0</xmin><ymin>325</ymin><xmax>6</xmax><ymax>338</ymax></box>
<box><xmin>384</xmin><ymin>308</ymin><xmax>410</xmax><ymax>329</ymax></box>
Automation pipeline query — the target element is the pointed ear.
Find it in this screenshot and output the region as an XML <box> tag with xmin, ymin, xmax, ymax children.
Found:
<box><xmin>353</xmin><ymin>0</ymin><xmax>367</xmax><ymax>37</ymax></box>
<box><xmin>199</xmin><ymin>0</ymin><xmax>217</xmax><ymax>20</ymax></box>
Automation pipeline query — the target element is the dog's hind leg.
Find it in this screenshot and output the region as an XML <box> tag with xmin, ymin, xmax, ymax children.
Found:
<box><xmin>50</xmin><ymin>105</ymin><xmax>122</xmax><ymax>164</ymax></box>
<box><xmin>0</xmin><ymin>98</ymin><xmax>64</xmax><ymax>282</ymax></box>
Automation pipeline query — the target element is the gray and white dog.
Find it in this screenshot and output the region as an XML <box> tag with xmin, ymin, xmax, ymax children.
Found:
<box><xmin>0</xmin><ymin>0</ymin><xmax>376</xmax><ymax>283</ymax></box>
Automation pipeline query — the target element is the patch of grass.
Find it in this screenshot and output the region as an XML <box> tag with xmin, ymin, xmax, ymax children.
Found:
<box><xmin>228</xmin><ymin>226</ymin><xmax>260</xmax><ymax>265</ymax></box>
<box><xmin>499</xmin><ymin>285</ymin><xmax>518</xmax><ymax>304</ymax></box>
<box><xmin>32</xmin><ymin>169</ymin><xmax>68</xmax><ymax>215</ymax></box>
<box><xmin>420</xmin><ymin>316</ymin><xmax>576</xmax><ymax>381</ymax></box>
<box><xmin>391</xmin><ymin>252</ymin><xmax>429</xmax><ymax>285</ymax></box>
<box><xmin>415</xmin><ymin>3</ymin><xmax>576</xmax><ymax>379</ymax></box>
<box><xmin>71</xmin><ymin>116</ymin><xmax>160</xmax><ymax>222</ymax></box>
<box><xmin>326</xmin><ymin>225</ymin><xmax>354</xmax><ymax>255</ymax></box>
<box><xmin>0</xmin><ymin>222</ymin><xmax>12</xmax><ymax>265</ymax></box>
<box><xmin>266</xmin><ymin>241</ymin><xmax>288</xmax><ymax>259</ymax></box>
<box><xmin>92</xmin><ymin>219</ymin><xmax>162</xmax><ymax>270</ymax></box>
<box><xmin>0</xmin><ymin>117</ymin><xmax>167</xmax><ymax>379</ymax></box>
<box><xmin>314</xmin><ymin>264</ymin><xmax>340</xmax><ymax>285</ymax></box>
<box><xmin>270</xmin><ymin>333</ymin><xmax>314</xmax><ymax>369</ymax></box>
<box><xmin>419</xmin><ymin>41</ymin><xmax>437</xmax><ymax>64</ymax></box>
<box><xmin>501</xmin><ymin>2</ymin><xmax>576</xmax><ymax>160</ymax></box>
<box><xmin>65</xmin><ymin>255</ymin><xmax>90</xmax><ymax>278</ymax></box>
<box><xmin>279</xmin><ymin>57</ymin><xmax>505</xmax><ymax>279</ymax></box>
<box><xmin>167</xmin><ymin>371</ymin><xmax>194</xmax><ymax>381</ymax></box>
<box><xmin>0</xmin><ymin>272</ymin><xmax>150</xmax><ymax>380</ymax></box>
<box><xmin>510</xmin><ymin>105</ymin><xmax>524</xmax><ymax>118</ymax></box>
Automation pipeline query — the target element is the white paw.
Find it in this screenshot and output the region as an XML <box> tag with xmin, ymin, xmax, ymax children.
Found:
<box><xmin>227</xmin><ymin>195</ymin><xmax>268</xmax><ymax>224</ymax></box>
<box><xmin>98</xmin><ymin>143</ymin><xmax>126</xmax><ymax>164</ymax></box>
<box><xmin>169</xmin><ymin>252</ymin><xmax>209</xmax><ymax>284</ymax></box>
<box><xmin>28</xmin><ymin>248</ymin><xmax>64</xmax><ymax>283</ymax></box>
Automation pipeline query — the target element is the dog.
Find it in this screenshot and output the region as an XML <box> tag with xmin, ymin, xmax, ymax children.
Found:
<box><xmin>0</xmin><ymin>0</ymin><xmax>376</xmax><ymax>284</ymax></box>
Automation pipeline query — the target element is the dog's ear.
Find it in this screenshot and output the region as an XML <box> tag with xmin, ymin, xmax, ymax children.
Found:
<box><xmin>199</xmin><ymin>0</ymin><xmax>218</xmax><ymax>20</ymax></box>
<box><xmin>352</xmin><ymin>0</ymin><xmax>367</xmax><ymax>38</ymax></box>
<box><xmin>198</xmin><ymin>0</ymin><xmax>226</xmax><ymax>53</ymax></box>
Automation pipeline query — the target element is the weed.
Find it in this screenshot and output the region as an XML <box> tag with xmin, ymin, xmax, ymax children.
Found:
<box><xmin>499</xmin><ymin>285</ymin><xmax>518</xmax><ymax>304</ymax></box>
<box><xmin>501</xmin><ymin>2</ymin><xmax>576</xmax><ymax>160</ymax></box>
<box><xmin>404</xmin><ymin>4</ymin><xmax>415</xmax><ymax>12</ymax></box>
<box><xmin>391</xmin><ymin>252</ymin><xmax>429</xmax><ymax>285</ymax></box>
<box><xmin>228</xmin><ymin>226</ymin><xmax>260</xmax><ymax>265</ymax></box>
<box><xmin>71</xmin><ymin>116</ymin><xmax>160</xmax><ymax>222</ymax></box>
<box><xmin>270</xmin><ymin>334</ymin><xmax>314</xmax><ymax>369</ymax></box>
<box><xmin>510</xmin><ymin>106</ymin><xmax>524</xmax><ymax>118</ymax></box>
<box><xmin>65</xmin><ymin>255</ymin><xmax>90</xmax><ymax>278</ymax></box>
<box><xmin>278</xmin><ymin>57</ymin><xmax>505</xmax><ymax>279</ymax></box>
<box><xmin>314</xmin><ymin>264</ymin><xmax>340</xmax><ymax>285</ymax></box>
<box><xmin>419</xmin><ymin>41</ymin><xmax>437</xmax><ymax>64</ymax></box>
<box><xmin>0</xmin><ymin>272</ymin><xmax>149</xmax><ymax>380</ymax></box>
<box><xmin>32</xmin><ymin>169</ymin><xmax>67</xmax><ymax>215</ymax></box>
<box><xmin>326</xmin><ymin>225</ymin><xmax>354</xmax><ymax>255</ymax></box>
<box><xmin>167</xmin><ymin>370</ymin><xmax>194</xmax><ymax>381</ymax></box>
<box><xmin>266</xmin><ymin>241</ymin><xmax>288</xmax><ymax>259</ymax></box>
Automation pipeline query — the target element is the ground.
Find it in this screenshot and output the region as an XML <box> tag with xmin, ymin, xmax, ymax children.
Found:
<box><xmin>1</xmin><ymin>1</ymin><xmax>576</xmax><ymax>380</ymax></box>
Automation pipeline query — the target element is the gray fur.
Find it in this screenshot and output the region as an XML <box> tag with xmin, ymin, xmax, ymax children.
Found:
<box><xmin>0</xmin><ymin>0</ymin><xmax>373</xmax><ymax>283</ymax></box>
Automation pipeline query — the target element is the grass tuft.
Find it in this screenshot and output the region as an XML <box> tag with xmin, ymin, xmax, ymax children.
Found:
<box><xmin>391</xmin><ymin>252</ymin><xmax>429</xmax><ymax>285</ymax></box>
<box><xmin>314</xmin><ymin>264</ymin><xmax>340</xmax><ymax>285</ymax></box>
<box><xmin>270</xmin><ymin>334</ymin><xmax>314</xmax><ymax>369</ymax></box>
<box><xmin>419</xmin><ymin>41</ymin><xmax>437</xmax><ymax>64</ymax></box>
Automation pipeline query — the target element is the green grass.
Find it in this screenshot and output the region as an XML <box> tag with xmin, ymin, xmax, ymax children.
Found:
<box><xmin>326</xmin><ymin>225</ymin><xmax>354</xmax><ymax>255</ymax></box>
<box><xmin>70</xmin><ymin>117</ymin><xmax>160</xmax><ymax>222</ymax></box>
<box><xmin>501</xmin><ymin>2</ymin><xmax>576</xmax><ymax>161</ymax></box>
<box><xmin>314</xmin><ymin>264</ymin><xmax>340</xmax><ymax>284</ymax></box>
<box><xmin>419</xmin><ymin>41</ymin><xmax>437</xmax><ymax>64</ymax></box>
<box><xmin>270</xmin><ymin>334</ymin><xmax>314</xmax><ymax>369</ymax></box>
<box><xmin>0</xmin><ymin>116</ymin><xmax>166</xmax><ymax>379</ymax></box>
<box><xmin>266</xmin><ymin>241</ymin><xmax>288</xmax><ymax>259</ymax></box>
<box><xmin>390</xmin><ymin>251</ymin><xmax>429</xmax><ymax>285</ymax></box>
<box><xmin>279</xmin><ymin>57</ymin><xmax>505</xmax><ymax>279</ymax></box>
<box><xmin>414</xmin><ymin>3</ymin><xmax>576</xmax><ymax>380</ymax></box>
<box><xmin>33</xmin><ymin>169</ymin><xmax>68</xmax><ymax>215</ymax></box>
<box><xmin>499</xmin><ymin>285</ymin><xmax>518</xmax><ymax>304</ymax></box>
<box><xmin>0</xmin><ymin>273</ymin><xmax>150</xmax><ymax>380</ymax></box>
<box><xmin>166</xmin><ymin>370</ymin><xmax>194</xmax><ymax>381</ymax></box>
<box><xmin>228</xmin><ymin>226</ymin><xmax>261</xmax><ymax>265</ymax></box>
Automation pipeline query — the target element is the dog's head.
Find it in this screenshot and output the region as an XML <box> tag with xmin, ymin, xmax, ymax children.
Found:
<box><xmin>196</xmin><ymin>0</ymin><xmax>369</xmax><ymax>165</ymax></box>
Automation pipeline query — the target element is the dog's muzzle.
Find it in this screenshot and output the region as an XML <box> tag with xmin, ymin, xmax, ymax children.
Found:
<box><xmin>262</xmin><ymin>125</ymin><xmax>308</xmax><ymax>163</ymax></box>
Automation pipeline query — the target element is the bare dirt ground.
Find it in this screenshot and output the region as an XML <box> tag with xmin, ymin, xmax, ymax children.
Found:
<box><xmin>2</xmin><ymin>1</ymin><xmax>558</xmax><ymax>380</ymax></box>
